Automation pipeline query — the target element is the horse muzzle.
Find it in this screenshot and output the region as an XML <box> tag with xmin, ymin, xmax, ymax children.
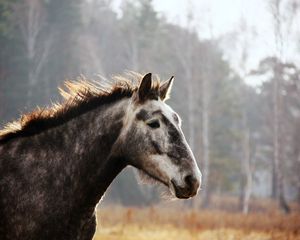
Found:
<box><xmin>170</xmin><ymin>174</ymin><xmax>201</xmax><ymax>199</ymax></box>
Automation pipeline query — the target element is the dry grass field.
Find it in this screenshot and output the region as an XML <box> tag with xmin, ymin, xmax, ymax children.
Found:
<box><xmin>93</xmin><ymin>199</ymin><xmax>300</xmax><ymax>240</ymax></box>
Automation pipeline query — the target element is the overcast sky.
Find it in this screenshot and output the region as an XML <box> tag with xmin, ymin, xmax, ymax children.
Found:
<box><xmin>112</xmin><ymin>0</ymin><xmax>300</xmax><ymax>86</ymax></box>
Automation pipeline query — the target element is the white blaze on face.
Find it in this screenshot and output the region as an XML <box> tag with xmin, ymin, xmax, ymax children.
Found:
<box><xmin>146</xmin><ymin>100</ymin><xmax>202</xmax><ymax>194</ymax></box>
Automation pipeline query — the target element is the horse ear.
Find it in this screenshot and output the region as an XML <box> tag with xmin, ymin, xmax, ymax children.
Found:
<box><xmin>138</xmin><ymin>73</ymin><xmax>152</xmax><ymax>101</ymax></box>
<box><xmin>160</xmin><ymin>76</ymin><xmax>174</xmax><ymax>101</ymax></box>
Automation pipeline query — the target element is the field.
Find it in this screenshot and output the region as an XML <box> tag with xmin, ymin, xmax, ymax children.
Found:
<box><xmin>93</xmin><ymin>201</ymin><xmax>300</xmax><ymax>240</ymax></box>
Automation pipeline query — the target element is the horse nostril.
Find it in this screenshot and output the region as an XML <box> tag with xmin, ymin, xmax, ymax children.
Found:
<box><xmin>184</xmin><ymin>175</ymin><xmax>198</xmax><ymax>189</ymax></box>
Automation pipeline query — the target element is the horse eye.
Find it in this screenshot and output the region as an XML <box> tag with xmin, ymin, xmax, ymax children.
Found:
<box><xmin>147</xmin><ymin>120</ymin><xmax>160</xmax><ymax>129</ymax></box>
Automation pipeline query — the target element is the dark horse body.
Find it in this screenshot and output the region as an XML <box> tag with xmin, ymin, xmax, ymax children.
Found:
<box><xmin>0</xmin><ymin>96</ymin><xmax>127</xmax><ymax>240</ymax></box>
<box><xmin>0</xmin><ymin>73</ymin><xmax>201</xmax><ymax>240</ymax></box>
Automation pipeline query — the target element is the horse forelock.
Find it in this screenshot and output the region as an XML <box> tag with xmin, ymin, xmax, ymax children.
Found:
<box><xmin>0</xmin><ymin>72</ymin><xmax>163</xmax><ymax>143</ymax></box>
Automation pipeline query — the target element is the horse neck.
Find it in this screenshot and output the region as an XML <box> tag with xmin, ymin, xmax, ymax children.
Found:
<box><xmin>62</xmin><ymin>99</ymin><xmax>128</xmax><ymax>207</ymax></box>
<box><xmin>29</xmin><ymin>98</ymin><xmax>128</xmax><ymax>209</ymax></box>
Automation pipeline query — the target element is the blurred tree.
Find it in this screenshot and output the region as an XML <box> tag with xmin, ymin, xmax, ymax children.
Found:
<box><xmin>0</xmin><ymin>0</ymin><xmax>25</xmax><ymax>123</ymax></box>
<box><xmin>278</xmin><ymin>63</ymin><xmax>300</xmax><ymax>205</ymax></box>
<box><xmin>0</xmin><ymin>0</ymin><xmax>14</xmax><ymax>117</ymax></box>
<box><xmin>233</xmin><ymin>19</ymin><xmax>256</xmax><ymax>214</ymax></box>
<box><xmin>120</xmin><ymin>0</ymin><xmax>160</xmax><ymax>70</ymax></box>
<box><xmin>79</xmin><ymin>0</ymin><xmax>123</xmax><ymax>76</ymax></box>
<box><xmin>43</xmin><ymin>0</ymin><xmax>82</xmax><ymax>99</ymax></box>
<box><xmin>13</xmin><ymin>0</ymin><xmax>52</xmax><ymax>106</ymax></box>
<box><xmin>252</xmin><ymin>57</ymin><xmax>291</xmax><ymax>213</ymax></box>
<box><xmin>209</xmin><ymin>71</ymin><xmax>243</xmax><ymax>197</ymax></box>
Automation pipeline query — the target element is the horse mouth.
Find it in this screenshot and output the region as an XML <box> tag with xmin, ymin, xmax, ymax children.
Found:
<box><xmin>138</xmin><ymin>167</ymin><xmax>199</xmax><ymax>199</ymax></box>
<box><xmin>170</xmin><ymin>179</ymin><xmax>198</xmax><ymax>199</ymax></box>
<box><xmin>138</xmin><ymin>169</ymin><xmax>199</xmax><ymax>199</ymax></box>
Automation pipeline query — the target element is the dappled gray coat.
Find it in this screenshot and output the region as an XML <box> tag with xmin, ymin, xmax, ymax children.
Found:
<box><xmin>0</xmin><ymin>73</ymin><xmax>201</xmax><ymax>240</ymax></box>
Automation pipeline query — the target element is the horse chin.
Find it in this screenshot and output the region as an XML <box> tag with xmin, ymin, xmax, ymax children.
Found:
<box><xmin>137</xmin><ymin>169</ymin><xmax>168</xmax><ymax>187</ymax></box>
<box><xmin>137</xmin><ymin>169</ymin><xmax>158</xmax><ymax>185</ymax></box>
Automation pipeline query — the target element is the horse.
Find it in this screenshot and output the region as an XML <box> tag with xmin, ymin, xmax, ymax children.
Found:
<box><xmin>0</xmin><ymin>72</ymin><xmax>201</xmax><ymax>240</ymax></box>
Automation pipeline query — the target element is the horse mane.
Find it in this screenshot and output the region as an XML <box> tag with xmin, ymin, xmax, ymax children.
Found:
<box><xmin>0</xmin><ymin>72</ymin><xmax>162</xmax><ymax>143</ymax></box>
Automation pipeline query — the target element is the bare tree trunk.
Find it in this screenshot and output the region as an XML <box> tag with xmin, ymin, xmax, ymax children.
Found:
<box><xmin>297</xmin><ymin>154</ymin><xmax>300</xmax><ymax>206</ymax></box>
<box><xmin>242</xmin><ymin>126</ymin><xmax>253</xmax><ymax>214</ymax></box>
<box><xmin>273</xmin><ymin>63</ymin><xmax>290</xmax><ymax>213</ymax></box>
<box><xmin>271</xmin><ymin>157</ymin><xmax>278</xmax><ymax>199</ymax></box>
<box><xmin>270</xmin><ymin>0</ymin><xmax>290</xmax><ymax>213</ymax></box>
<box><xmin>238</xmin><ymin>105</ymin><xmax>254</xmax><ymax>214</ymax></box>
<box><xmin>201</xmin><ymin>74</ymin><xmax>210</xmax><ymax>208</ymax></box>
